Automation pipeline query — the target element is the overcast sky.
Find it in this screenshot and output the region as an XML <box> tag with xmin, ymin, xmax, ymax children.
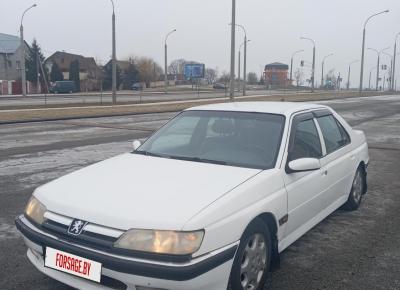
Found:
<box><xmin>1</xmin><ymin>0</ymin><xmax>399</xmax><ymax>87</ymax></box>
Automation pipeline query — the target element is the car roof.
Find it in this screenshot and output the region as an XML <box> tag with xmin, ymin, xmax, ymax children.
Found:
<box><xmin>186</xmin><ymin>101</ymin><xmax>328</xmax><ymax>116</ymax></box>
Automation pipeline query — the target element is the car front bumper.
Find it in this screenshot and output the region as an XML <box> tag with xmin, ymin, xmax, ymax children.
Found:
<box><xmin>15</xmin><ymin>215</ymin><xmax>237</xmax><ymax>290</ymax></box>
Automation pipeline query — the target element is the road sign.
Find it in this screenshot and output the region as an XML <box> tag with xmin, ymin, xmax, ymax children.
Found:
<box><xmin>184</xmin><ymin>63</ymin><xmax>205</xmax><ymax>80</ymax></box>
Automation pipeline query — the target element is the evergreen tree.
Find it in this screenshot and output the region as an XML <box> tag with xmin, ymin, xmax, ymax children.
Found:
<box><xmin>69</xmin><ymin>60</ymin><xmax>80</xmax><ymax>91</ymax></box>
<box><xmin>50</xmin><ymin>63</ymin><xmax>64</xmax><ymax>82</ymax></box>
<box><xmin>25</xmin><ymin>39</ymin><xmax>48</xmax><ymax>87</ymax></box>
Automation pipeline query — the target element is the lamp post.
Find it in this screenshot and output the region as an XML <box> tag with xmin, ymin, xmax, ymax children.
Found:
<box><xmin>20</xmin><ymin>3</ymin><xmax>37</xmax><ymax>97</ymax></box>
<box><xmin>369</xmin><ymin>67</ymin><xmax>376</xmax><ymax>90</ymax></box>
<box><xmin>164</xmin><ymin>29</ymin><xmax>176</xmax><ymax>94</ymax></box>
<box><xmin>321</xmin><ymin>53</ymin><xmax>333</xmax><ymax>89</ymax></box>
<box><xmin>359</xmin><ymin>10</ymin><xmax>389</xmax><ymax>93</ymax></box>
<box><xmin>109</xmin><ymin>0</ymin><xmax>117</xmax><ymax>104</ymax></box>
<box><xmin>300</xmin><ymin>37</ymin><xmax>316</xmax><ymax>92</ymax></box>
<box><xmin>347</xmin><ymin>60</ymin><xmax>359</xmax><ymax>90</ymax></box>
<box><xmin>392</xmin><ymin>33</ymin><xmax>400</xmax><ymax>91</ymax></box>
<box><xmin>238</xmin><ymin>38</ymin><xmax>250</xmax><ymax>93</ymax></box>
<box><xmin>290</xmin><ymin>50</ymin><xmax>304</xmax><ymax>86</ymax></box>
<box><xmin>368</xmin><ymin>47</ymin><xmax>390</xmax><ymax>90</ymax></box>
<box><xmin>382</xmin><ymin>52</ymin><xmax>393</xmax><ymax>91</ymax></box>
<box><xmin>235</xmin><ymin>24</ymin><xmax>248</xmax><ymax>96</ymax></box>
<box><xmin>229</xmin><ymin>0</ymin><xmax>236</xmax><ymax>100</ymax></box>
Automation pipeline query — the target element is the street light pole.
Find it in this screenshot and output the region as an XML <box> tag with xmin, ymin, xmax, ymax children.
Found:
<box><xmin>290</xmin><ymin>50</ymin><xmax>304</xmax><ymax>86</ymax></box>
<box><xmin>237</xmin><ymin>37</ymin><xmax>250</xmax><ymax>95</ymax></box>
<box><xmin>238</xmin><ymin>48</ymin><xmax>241</xmax><ymax>92</ymax></box>
<box><xmin>321</xmin><ymin>53</ymin><xmax>333</xmax><ymax>89</ymax></box>
<box><xmin>392</xmin><ymin>33</ymin><xmax>400</xmax><ymax>91</ymax></box>
<box><xmin>109</xmin><ymin>0</ymin><xmax>117</xmax><ymax>104</ymax></box>
<box><xmin>347</xmin><ymin>60</ymin><xmax>359</xmax><ymax>90</ymax></box>
<box><xmin>229</xmin><ymin>0</ymin><xmax>236</xmax><ymax>100</ymax></box>
<box><xmin>20</xmin><ymin>3</ymin><xmax>37</xmax><ymax>97</ymax></box>
<box><xmin>164</xmin><ymin>29</ymin><xmax>176</xmax><ymax>94</ymax></box>
<box><xmin>300</xmin><ymin>37</ymin><xmax>316</xmax><ymax>92</ymax></box>
<box><xmin>369</xmin><ymin>67</ymin><xmax>376</xmax><ymax>90</ymax></box>
<box><xmin>359</xmin><ymin>10</ymin><xmax>389</xmax><ymax>93</ymax></box>
<box><xmin>369</xmin><ymin>47</ymin><xmax>390</xmax><ymax>91</ymax></box>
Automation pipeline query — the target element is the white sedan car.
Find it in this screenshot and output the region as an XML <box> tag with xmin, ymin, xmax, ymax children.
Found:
<box><xmin>16</xmin><ymin>102</ymin><xmax>369</xmax><ymax>290</ymax></box>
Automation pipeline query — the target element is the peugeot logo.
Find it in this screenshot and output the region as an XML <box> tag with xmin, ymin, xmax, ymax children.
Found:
<box><xmin>68</xmin><ymin>219</ymin><xmax>88</xmax><ymax>236</ymax></box>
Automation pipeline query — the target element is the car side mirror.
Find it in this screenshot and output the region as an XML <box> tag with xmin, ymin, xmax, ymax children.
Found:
<box><xmin>132</xmin><ymin>140</ymin><xmax>142</xmax><ymax>151</ymax></box>
<box><xmin>287</xmin><ymin>158</ymin><xmax>320</xmax><ymax>173</ymax></box>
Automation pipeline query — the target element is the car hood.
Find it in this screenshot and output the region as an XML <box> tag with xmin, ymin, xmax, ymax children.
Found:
<box><xmin>35</xmin><ymin>153</ymin><xmax>261</xmax><ymax>231</ymax></box>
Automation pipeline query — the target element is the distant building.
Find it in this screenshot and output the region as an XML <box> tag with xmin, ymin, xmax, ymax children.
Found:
<box><xmin>264</xmin><ymin>62</ymin><xmax>289</xmax><ymax>88</ymax></box>
<box><xmin>0</xmin><ymin>33</ymin><xmax>30</xmax><ymax>95</ymax></box>
<box><xmin>45</xmin><ymin>51</ymin><xmax>102</xmax><ymax>91</ymax></box>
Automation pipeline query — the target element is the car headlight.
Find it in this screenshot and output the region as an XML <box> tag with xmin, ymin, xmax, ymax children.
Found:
<box><xmin>114</xmin><ymin>229</ymin><xmax>204</xmax><ymax>255</ymax></box>
<box><xmin>25</xmin><ymin>196</ymin><xmax>47</xmax><ymax>225</ymax></box>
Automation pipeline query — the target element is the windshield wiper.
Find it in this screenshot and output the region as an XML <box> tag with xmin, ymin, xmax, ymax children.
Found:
<box><xmin>134</xmin><ymin>150</ymin><xmax>167</xmax><ymax>158</ymax></box>
<box><xmin>168</xmin><ymin>155</ymin><xmax>228</xmax><ymax>166</ymax></box>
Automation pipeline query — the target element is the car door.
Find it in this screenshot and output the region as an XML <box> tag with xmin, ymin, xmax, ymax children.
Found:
<box><xmin>282</xmin><ymin>112</ymin><xmax>326</xmax><ymax>239</ymax></box>
<box><xmin>314</xmin><ymin>111</ymin><xmax>354</xmax><ymax>209</ymax></box>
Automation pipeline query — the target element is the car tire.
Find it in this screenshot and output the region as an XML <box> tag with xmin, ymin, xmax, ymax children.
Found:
<box><xmin>343</xmin><ymin>167</ymin><xmax>365</xmax><ymax>211</ymax></box>
<box><xmin>229</xmin><ymin>218</ymin><xmax>272</xmax><ymax>290</ymax></box>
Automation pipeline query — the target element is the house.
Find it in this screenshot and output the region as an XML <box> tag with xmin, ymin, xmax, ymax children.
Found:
<box><xmin>264</xmin><ymin>62</ymin><xmax>289</xmax><ymax>88</ymax></box>
<box><xmin>45</xmin><ymin>51</ymin><xmax>102</xmax><ymax>91</ymax></box>
<box><xmin>0</xmin><ymin>33</ymin><xmax>30</xmax><ymax>95</ymax></box>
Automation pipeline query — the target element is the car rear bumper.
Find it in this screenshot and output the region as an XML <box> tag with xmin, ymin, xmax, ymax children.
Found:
<box><xmin>16</xmin><ymin>215</ymin><xmax>237</xmax><ymax>290</ymax></box>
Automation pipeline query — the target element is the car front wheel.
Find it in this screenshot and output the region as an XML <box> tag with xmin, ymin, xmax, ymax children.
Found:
<box><xmin>229</xmin><ymin>218</ymin><xmax>271</xmax><ymax>290</ymax></box>
<box><xmin>343</xmin><ymin>167</ymin><xmax>365</xmax><ymax>210</ymax></box>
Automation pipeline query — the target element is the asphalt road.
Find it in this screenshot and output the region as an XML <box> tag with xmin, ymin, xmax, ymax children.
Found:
<box><xmin>0</xmin><ymin>95</ymin><xmax>399</xmax><ymax>290</ymax></box>
<box><xmin>0</xmin><ymin>89</ymin><xmax>294</xmax><ymax>108</ymax></box>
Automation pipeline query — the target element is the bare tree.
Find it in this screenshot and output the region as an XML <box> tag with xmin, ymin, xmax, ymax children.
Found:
<box><xmin>168</xmin><ymin>59</ymin><xmax>186</xmax><ymax>75</ymax></box>
<box><xmin>205</xmin><ymin>68</ymin><xmax>218</xmax><ymax>84</ymax></box>
<box><xmin>294</xmin><ymin>68</ymin><xmax>304</xmax><ymax>87</ymax></box>
<box><xmin>325</xmin><ymin>69</ymin><xmax>337</xmax><ymax>90</ymax></box>
<box><xmin>134</xmin><ymin>56</ymin><xmax>163</xmax><ymax>87</ymax></box>
<box><xmin>217</xmin><ymin>71</ymin><xmax>230</xmax><ymax>85</ymax></box>
<box><xmin>247</xmin><ymin>72</ymin><xmax>258</xmax><ymax>85</ymax></box>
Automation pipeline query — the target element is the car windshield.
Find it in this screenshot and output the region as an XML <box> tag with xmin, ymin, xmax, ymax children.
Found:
<box><xmin>135</xmin><ymin>110</ymin><xmax>285</xmax><ymax>170</ymax></box>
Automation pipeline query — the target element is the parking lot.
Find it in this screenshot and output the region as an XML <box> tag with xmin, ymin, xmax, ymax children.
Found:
<box><xmin>0</xmin><ymin>95</ymin><xmax>399</xmax><ymax>290</ymax></box>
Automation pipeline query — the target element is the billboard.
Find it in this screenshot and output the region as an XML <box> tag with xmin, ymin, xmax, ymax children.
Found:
<box><xmin>184</xmin><ymin>63</ymin><xmax>205</xmax><ymax>80</ymax></box>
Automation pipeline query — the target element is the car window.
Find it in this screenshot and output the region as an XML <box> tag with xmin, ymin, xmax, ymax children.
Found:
<box><xmin>289</xmin><ymin>118</ymin><xmax>322</xmax><ymax>161</ymax></box>
<box><xmin>317</xmin><ymin>115</ymin><xmax>349</xmax><ymax>154</ymax></box>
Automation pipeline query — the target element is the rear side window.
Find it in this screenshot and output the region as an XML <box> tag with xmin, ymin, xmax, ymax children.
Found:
<box><xmin>289</xmin><ymin>119</ymin><xmax>322</xmax><ymax>161</ymax></box>
<box><xmin>317</xmin><ymin>115</ymin><xmax>350</xmax><ymax>154</ymax></box>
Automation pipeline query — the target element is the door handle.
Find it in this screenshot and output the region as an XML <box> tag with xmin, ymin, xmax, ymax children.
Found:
<box><xmin>322</xmin><ymin>170</ymin><xmax>328</xmax><ymax>176</ymax></box>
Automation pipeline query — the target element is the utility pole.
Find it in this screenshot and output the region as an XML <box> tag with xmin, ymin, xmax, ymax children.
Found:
<box><xmin>110</xmin><ymin>0</ymin><xmax>117</xmax><ymax>104</ymax></box>
<box><xmin>369</xmin><ymin>67</ymin><xmax>376</xmax><ymax>90</ymax></box>
<box><xmin>359</xmin><ymin>10</ymin><xmax>389</xmax><ymax>93</ymax></box>
<box><xmin>347</xmin><ymin>60</ymin><xmax>359</xmax><ymax>90</ymax></box>
<box><xmin>300</xmin><ymin>37</ymin><xmax>316</xmax><ymax>92</ymax></box>
<box><xmin>36</xmin><ymin>49</ymin><xmax>40</xmax><ymax>94</ymax></box>
<box><xmin>164</xmin><ymin>29</ymin><xmax>176</xmax><ymax>94</ymax></box>
<box><xmin>20</xmin><ymin>4</ymin><xmax>37</xmax><ymax>97</ymax></box>
<box><xmin>392</xmin><ymin>33</ymin><xmax>399</xmax><ymax>91</ymax></box>
<box><xmin>238</xmin><ymin>48</ymin><xmax>241</xmax><ymax>92</ymax></box>
<box><xmin>321</xmin><ymin>53</ymin><xmax>333</xmax><ymax>89</ymax></box>
<box><xmin>290</xmin><ymin>50</ymin><xmax>304</xmax><ymax>86</ymax></box>
<box><xmin>229</xmin><ymin>0</ymin><xmax>236</xmax><ymax>100</ymax></box>
<box><xmin>243</xmin><ymin>33</ymin><xmax>247</xmax><ymax>96</ymax></box>
<box><xmin>369</xmin><ymin>47</ymin><xmax>389</xmax><ymax>91</ymax></box>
